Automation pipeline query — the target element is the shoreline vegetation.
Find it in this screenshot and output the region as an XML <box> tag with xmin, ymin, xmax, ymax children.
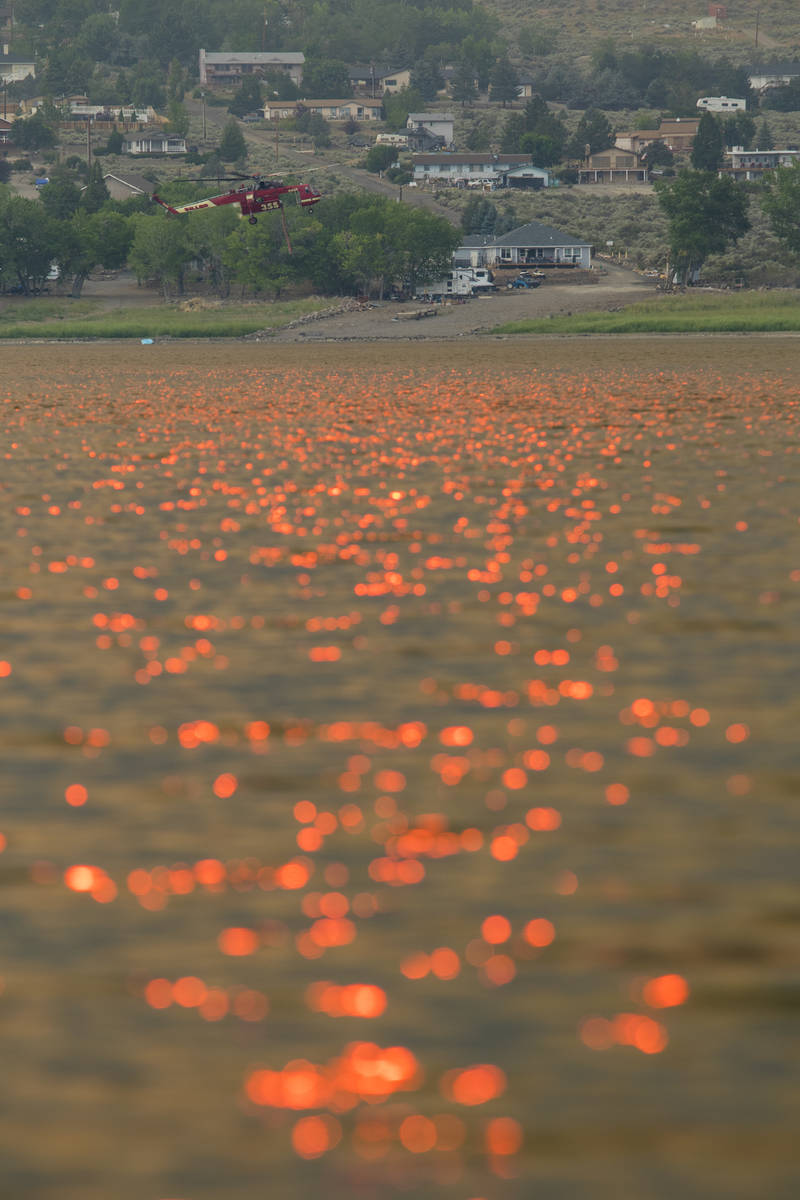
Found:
<box><xmin>3</xmin><ymin>289</ymin><xmax>800</xmax><ymax>342</ymax></box>
<box><xmin>492</xmin><ymin>290</ymin><xmax>800</xmax><ymax>336</ymax></box>
<box><xmin>0</xmin><ymin>297</ymin><xmax>332</xmax><ymax>339</ymax></box>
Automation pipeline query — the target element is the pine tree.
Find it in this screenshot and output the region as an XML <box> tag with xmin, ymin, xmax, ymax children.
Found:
<box><xmin>451</xmin><ymin>60</ymin><xmax>477</xmax><ymax>108</ymax></box>
<box><xmin>691</xmin><ymin>112</ymin><xmax>724</xmax><ymax>172</ymax></box>
<box><xmin>82</xmin><ymin>161</ymin><xmax>110</xmax><ymax>213</ymax></box>
<box><xmin>758</xmin><ymin>119</ymin><xmax>774</xmax><ymax>150</ymax></box>
<box><xmin>489</xmin><ymin>56</ymin><xmax>520</xmax><ymax>108</ymax></box>
<box><xmin>219</xmin><ymin>119</ymin><xmax>247</xmax><ymax>163</ymax></box>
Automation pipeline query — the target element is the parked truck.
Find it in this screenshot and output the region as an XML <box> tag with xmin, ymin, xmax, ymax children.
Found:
<box><xmin>415</xmin><ymin>267</ymin><xmax>495</xmax><ymax>299</ymax></box>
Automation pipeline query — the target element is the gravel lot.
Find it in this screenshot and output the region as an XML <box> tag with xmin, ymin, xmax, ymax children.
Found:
<box><xmin>270</xmin><ymin>263</ymin><xmax>657</xmax><ymax>342</ymax></box>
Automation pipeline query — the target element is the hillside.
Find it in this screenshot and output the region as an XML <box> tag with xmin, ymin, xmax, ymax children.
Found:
<box><xmin>480</xmin><ymin>0</ymin><xmax>800</xmax><ymax>60</ymax></box>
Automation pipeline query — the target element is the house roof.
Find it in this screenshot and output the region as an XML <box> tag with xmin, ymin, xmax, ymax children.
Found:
<box><xmin>102</xmin><ymin>172</ymin><xmax>155</xmax><ymax>193</ymax></box>
<box><xmin>413</xmin><ymin>153</ymin><xmax>529</xmax><ymax>165</ymax></box>
<box><xmin>504</xmin><ymin>163</ymin><xmax>551</xmax><ymax>175</ymax></box>
<box><xmin>408</xmin><ymin>112</ymin><xmax>454</xmax><ymax>122</ymax></box>
<box><xmin>463</xmin><ymin>221</ymin><xmax>591</xmax><ymax>249</ymax></box>
<box><xmin>203</xmin><ymin>52</ymin><xmax>305</xmax><ymax>65</ymax></box>
<box><xmin>349</xmin><ymin>64</ymin><xmax>407</xmax><ymax>80</ymax></box>
<box><xmin>749</xmin><ymin>62</ymin><xmax>800</xmax><ymax>75</ymax></box>
<box><xmin>0</xmin><ymin>54</ymin><xmax>35</xmax><ymax>65</ymax></box>
<box><xmin>122</xmin><ymin>129</ymin><xmax>182</xmax><ymax>142</ymax></box>
<box><xmin>299</xmin><ymin>97</ymin><xmax>382</xmax><ymax>106</ymax></box>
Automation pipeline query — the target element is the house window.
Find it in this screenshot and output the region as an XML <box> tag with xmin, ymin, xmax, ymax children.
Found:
<box><xmin>501</xmin><ymin>249</ymin><xmax>512</xmax><ymax>260</ymax></box>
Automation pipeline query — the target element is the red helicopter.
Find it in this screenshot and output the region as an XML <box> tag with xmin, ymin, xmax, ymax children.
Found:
<box><xmin>152</xmin><ymin>174</ymin><xmax>321</xmax><ymax>250</ymax></box>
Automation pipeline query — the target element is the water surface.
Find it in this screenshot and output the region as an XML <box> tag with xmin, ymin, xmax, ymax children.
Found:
<box><xmin>1</xmin><ymin>340</ymin><xmax>799</xmax><ymax>1200</ymax></box>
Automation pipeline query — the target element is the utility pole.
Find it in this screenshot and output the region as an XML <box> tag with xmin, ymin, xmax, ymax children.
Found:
<box><xmin>755</xmin><ymin>8</ymin><xmax>760</xmax><ymax>48</ymax></box>
<box><xmin>87</xmin><ymin>119</ymin><xmax>92</xmax><ymax>168</ymax></box>
<box><xmin>201</xmin><ymin>92</ymin><xmax>206</xmax><ymax>140</ymax></box>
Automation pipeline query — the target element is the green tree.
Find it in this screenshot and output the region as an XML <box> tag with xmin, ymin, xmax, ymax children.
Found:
<box><xmin>57</xmin><ymin>208</ymin><xmax>132</xmax><ymax>297</ymax></box>
<box><xmin>411</xmin><ymin>57</ymin><xmax>443</xmax><ymax>103</ymax></box>
<box><xmin>761</xmin><ymin>161</ymin><xmax>800</xmax><ymax>257</ymax></box>
<box><xmin>128</xmin><ymin>212</ymin><xmax>191</xmax><ymax>298</ymax></box>
<box><xmin>308</xmin><ymin>112</ymin><xmax>331</xmax><ymax>151</ymax></box>
<box><xmin>465</xmin><ymin>121</ymin><xmax>490</xmax><ymax>151</ymax></box>
<box><xmin>501</xmin><ymin>112</ymin><xmax>526</xmax><ymax>153</ymax></box>
<box><xmin>302</xmin><ymin>58</ymin><xmax>352</xmax><ymax>99</ymax></box>
<box><xmin>462</xmin><ymin>195</ymin><xmax>498</xmax><ymax>234</ymax></box>
<box><xmin>521</xmin><ymin>132</ymin><xmax>562</xmax><ymax>168</ymax></box>
<box><xmin>565</xmin><ymin>109</ymin><xmax>614</xmax><ymax>159</ymax></box>
<box><xmin>383</xmin><ymin>87</ymin><xmax>426</xmax><ymax>131</ymax></box>
<box><xmin>365</xmin><ymin>144</ymin><xmax>399</xmax><ymax>174</ymax></box>
<box><xmin>691</xmin><ymin>111</ymin><xmax>724</xmax><ymax>172</ymax></box>
<box><xmin>223</xmin><ymin>209</ymin><xmax>303</xmax><ymax>299</ymax></box>
<box><xmin>489</xmin><ymin>55</ymin><xmax>519</xmax><ymax>108</ymax></box>
<box><xmin>105</xmin><ymin>128</ymin><xmax>124</xmax><ymax>155</ymax></box>
<box><xmin>81</xmin><ymin>161</ymin><xmax>111</xmax><ymax>213</ymax></box>
<box><xmin>0</xmin><ymin>193</ymin><xmax>57</xmax><ymax>293</ymax></box>
<box><xmin>451</xmin><ymin>60</ymin><xmax>477</xmax><ymax>107</ymax></box>
<box><xmin>185</xmin><ymin>206</ymin><xmax>239</xmax><ymax>297</ymax></box>
<box><xmin>461</xmin><ymin>35</ymin><xmax>494</xmax><ymax>91</ymax></box>
<box><xmin>39</xmin><ymin>167</ymin><xmax>82</xmax><ymax>219</ymax></box>
<box><xmin>757</xmin><ymin>119</ymin><xmax>774</xmax><ymax>150</ymax></box>
<box><xmin>166</xmin><ymin>98</ymin><xmax>190</xmax><ymax>138</ymax></box>
<box><xmin>722</xmin><ymin>112</ymin><xmax>755</xmax><ymax>150</ymax></box>
<box><xmin>76</xmin><ymin>13</ymin><xmax>120</xmax><ymax>61</ymax></box>
<box><xmin>640</xmin><ymin>140</ymin><xmax>673</xmax><ymax>170</ymax></box>
<box><xmin>656</xmin><ymin>170</ymin><xmax>749</xmax><ymax>284</ymax></box>
<box><xmin>167</xmin><ymin>58</ymin><xmax>185</xmax><ymax>102</ymax></box>
<box><xmin>219</xmin><ymin>118</ymin><xmax>247</xmax><ymax>163</ymax></box>
<box><xmin>229</xmin><ymin>74</ymin><xmax>263</xmax><ymax>117</ymax></box>
<box><xmin>12</xmin><ymin>111</ymin><xmax>57</xmax><ymax>151</ymax></box>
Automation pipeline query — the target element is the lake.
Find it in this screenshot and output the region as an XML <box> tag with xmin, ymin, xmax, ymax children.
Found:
<box><xmin>2</xmin><ymin>339</ymin><xmax>799</xmax><ymax>1200</ymax></box>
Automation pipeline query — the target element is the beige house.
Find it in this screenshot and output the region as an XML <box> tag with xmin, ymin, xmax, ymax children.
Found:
<box><xmin>96</xmin><ymin>172</ymin><xmax>155</xmax><ymax>201</ymax></box>
<box><xmin>349</xmin><ymin>66</ymin><xmax>411</xmax><ymax>95</ymax></box>
<box><xmin>579</xmin><ymin>148</ymin><xmax>648</xmax><ymax>184</ymax></box>
<box><xmin>198</xmin><ymin>50</ymin><xmax>305</xmax><ymax>88</ymax></box>
<box><xmin>616</xmin><ymin>119</ymin><xmax>699</xmax><ymax>155</ymax></box>
<box><xmin>264</xmin><ymin>98</ymin><xmax>383</xmax><ymax>121</ymax></box>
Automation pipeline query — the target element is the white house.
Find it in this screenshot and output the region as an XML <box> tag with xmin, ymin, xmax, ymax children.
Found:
<box><xmin>198</xmin><ymin>50</ymin><xmax>305</xmax><ymax>88</ymax></box>
<box><xmin>412</xmin><ymin>153</ymin><xmax>533</xmax><ymax>186</ymax></box>
<box><xmin>0</xmin><ymin>53</ymin><xmax>35</xmax><ymax>84</ymax></box>
<box><xmin>721</xmin><ymin>147</ymin><xmax>800</xmax><ymax>181</ymax></box>
<box><xmin>454</xmin><ymin>221</ymin><xmax>592</xmax><ymax>271</ymax></box>
<box><xmin>696</xmin><ymin>96</ymin><xmax>747</xmax><ymax>112</ymax></box>
<box><xmin>69</xmin><ymin>103</ymin><xmax>156</xmax><ymax>123</ymax></box>
<box><xmin>122</xmin><ymin>130</ymin><xmax>187</xmax><ymax>155</ymax></box>
<box><xmin>407</xmin><ymin>112</ymin><xmax>454</xmax><ymax>146</ymax></box>
<box><xmin>748</xmin><ymin>63</ymin><xmax>800</xmax><ymax>92</ymax></box>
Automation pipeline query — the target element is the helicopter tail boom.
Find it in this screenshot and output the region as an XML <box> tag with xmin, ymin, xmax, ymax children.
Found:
<box><xmin>152</xmin><ymin>194</ymin><xmax>219</xmax><ymax>216</ymax></box>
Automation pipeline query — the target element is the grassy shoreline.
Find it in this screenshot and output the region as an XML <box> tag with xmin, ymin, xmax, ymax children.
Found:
<box><xmin>492</xmin><ymin>291</ymin><xmax>800</xmax><ymax>336</ymax></box>
<box><xmin>0</xmin><ymin>297</ymin><xmax>332</xmax><ymax>339</ymax></box>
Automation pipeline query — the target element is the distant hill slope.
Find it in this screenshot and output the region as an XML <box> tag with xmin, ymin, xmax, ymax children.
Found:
<box><xmin>479</xmin><ymin>0</ymin><xmax>800</xmax><ymax>60</ymax></box>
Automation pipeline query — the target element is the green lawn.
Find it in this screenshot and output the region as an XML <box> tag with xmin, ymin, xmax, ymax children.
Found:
<box><xmin>492</xmin><ymin>291</ymin><xmax>800</xmax><ymax>336</ymax></box>
<box><xmin>0</xmin><ymin>297</ymin><xmax>332</xmax><ymax>339</ymax></box>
